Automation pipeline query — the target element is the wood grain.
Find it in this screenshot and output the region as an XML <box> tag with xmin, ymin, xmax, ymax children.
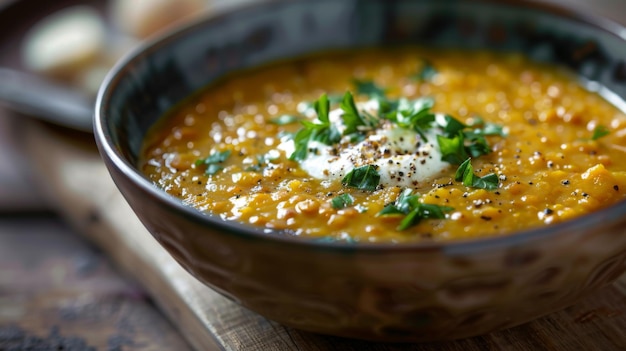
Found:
<box><xmin>17</xmin><ymin>117</ymin><xmax>625</xmax><ymax>350</ymax></box>
<box><xmin>0</xmin><ymin>107</ymin><xmax>48</xmax><ymax>211</ymax></box>
<box><xmin>0</xmin><ymin>214</ymin><xmax>191</xmax><ymax>351</ymax></box>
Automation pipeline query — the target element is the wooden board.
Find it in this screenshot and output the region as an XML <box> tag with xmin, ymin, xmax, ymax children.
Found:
<box><xmin>0</xmin><ymin>216</ymin><xmax>193</xmax><ymax>351</ymax></box>
<box><xmin>17</xmin><ymin>116</ymin><xmax>626</xmax><ymax>351</ymax></box>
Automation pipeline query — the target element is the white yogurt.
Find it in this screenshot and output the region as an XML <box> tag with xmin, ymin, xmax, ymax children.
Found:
<box><xmin>278</xmin><ymin>102</ymin><xmax>450</xmax><ymax>188</ymax></box>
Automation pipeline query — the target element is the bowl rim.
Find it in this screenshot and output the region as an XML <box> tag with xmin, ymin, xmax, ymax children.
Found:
<box><xmin>95</xmin><ymin>0</ymin><xmax>626</xmax><ymax>253</ymax></box>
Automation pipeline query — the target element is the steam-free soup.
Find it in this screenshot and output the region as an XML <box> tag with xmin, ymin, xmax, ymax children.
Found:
<box><xmin>140</xmin><ymin>49</ymin><xmax>626</xmax><ymax>243</ymax></box>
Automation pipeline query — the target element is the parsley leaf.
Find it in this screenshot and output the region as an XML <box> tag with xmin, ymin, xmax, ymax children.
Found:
<box><xmin>270</xmin><ymin>114</ymin><xmax>300</xmax><ymax>125</ymax></box>
<box><xmin>245</xmin><ymin>152</ymin><xmax>279</xmax><ymax>172</ymax></box>
<box><xmin>340</xmin><ymin>91</ymin><xmax>366</xmax><ymax>135</ymax></box>
<box><xmin>205</xmin><ymin>164</ymin><xmax>223</xmax><ymax>175</ymax></box>
<box><xmin>440</xmin><ymin>114</ymin><xmax>466</xmax><ymax>135</ymax></box>
<box><xmin>465</xmin><ymin>136</ymin><xmax>492</xmax><ymax>158</ymax></box>
<box><xmin>465</xmin><ymin>116</ymin><xmax>506</xmax><ymax>138</ymax></box>
<box><xmin>297</xmin><ymin>95</ymin><xmax>342</xmax><ymax>115</ymax></box>
<box><xmin>195</xmin><ymin>150</ymin><xmax>232</xmax><ymax>175</ymax></box>
<box><xmin>378</xmin><ymin>189</ymin><xmax>453</xmax><ymax>231</ymax></box>
<box><xmin>377</xmin><ymin>96</ymin><xmax>400</xmax><ymax>116</ymax></box>
<box><xmin>592</xmin><ymin>125</ymin><xmax>610</xmax><ymax>140</ymax></box>
<box><xmin>437</xmin><ymin>133</ymin><xmax>469</xmax><ymax>165</ymax></box>
<box><xmin>455</xmin><ymin>158</ymin><xmax>499</xmax><ymax>190</ymax></box>
<box><xmin>342</xmin><ymin>165</ymin><xmax>380</xmax><ymax>191</ymax></box>
<box><xmin>353</xmin><ymin>79</ymin><xmax>386</xmax><ymax>98</ymax></box>
<box><xmin>383</xmin><ymin>97</ymin><xmax>436</xmax><ymax>140</ymax></box>
<box><xmin>290</xmin><ymin>94</ymin><xmax>341</xmax><ymax>161</ymax></box>
<box><xmin>436</xmin><ymin>115</ymin><xmax>504</xmax><ymax>164</ymax></box>
<box><xmin>290</xmin><ymin>127</ymin><xmax>314</xmax><ymax>162</ymax></box>
<box><xmin>331</xmin><ymin>194</ymin><xmax>355</xmax><ymax>209</ymax></box>
<box><xmin>315</xmin><ymin>93</ymin><xmax>331</xmax><ymax>124</ymax></box>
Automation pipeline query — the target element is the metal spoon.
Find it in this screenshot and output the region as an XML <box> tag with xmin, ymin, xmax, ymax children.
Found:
<box><xmin>0</xmin><ymin>67</ymin><xmax>93</xmax><ymax>133</ymax></box>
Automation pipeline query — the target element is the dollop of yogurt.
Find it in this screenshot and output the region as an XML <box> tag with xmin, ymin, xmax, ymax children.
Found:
<box><xmin>278</xmin><ymin>101</ymin><xmax>450</xmax><ymax>188</ymax></box>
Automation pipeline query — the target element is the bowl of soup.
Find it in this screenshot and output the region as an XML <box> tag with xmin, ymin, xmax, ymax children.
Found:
<box><xmin>95</xmin><ymin>0</ymin><xmax>626</xmax><ymax>342</ymax></box>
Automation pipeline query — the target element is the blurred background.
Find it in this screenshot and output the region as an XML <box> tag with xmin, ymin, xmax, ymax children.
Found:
<box><xmin>0</xmin><ymin>0</ymin><xmax>625</xmax><ymax>350</ymax></box>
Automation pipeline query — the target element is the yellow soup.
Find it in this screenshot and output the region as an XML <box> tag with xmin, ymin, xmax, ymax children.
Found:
<box><xmin>140</xmin><ymin>49</ymin><xmax>626</xmax><ymax>243</ymax></box>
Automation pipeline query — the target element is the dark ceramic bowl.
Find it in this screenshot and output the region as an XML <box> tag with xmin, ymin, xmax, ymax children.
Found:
<box><xmin>95</xmin><ymin>0</ymin><xmax>626</xmax><ymax>342</ymax></box>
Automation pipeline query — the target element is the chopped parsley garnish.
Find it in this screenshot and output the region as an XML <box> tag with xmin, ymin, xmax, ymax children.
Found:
<box><xmin>382</xmin><ymin>97</ymin><xmax>436</xmax><ymax>141</ymax></box>
<box><xmin>195</xmin><ymin>150</ymin><xmax>232</xmax><ymax>175</ymax></box>
<box><xmin>297</xmin><ymin>95</ymin><xmax>343</xmax><ymax>115</ymax></box>
<box><xmin>290</xmin><ymin>94</ymin><xmax>341</xmax><ymax>161</ymax></box>
<box><xmin>440</xmin><ymin>114</ymin><xmax>466</xmax><ymax>135</ymax></box>
<box><xmin>436</xmin><ymin>115</ymin><xmax>505</xmax><ymax>164</ymax></box>
<box><xmin>245</xmin><ymin>152</ymin><xmax>279</xmax><ymax>172</ymax></box>
<box><xmin>331</xmin><ymin>194</ymin><xmax>355</xmax><ymax>209</ymax></box>
<box><xmin>270</xmin><ymin>114</ymin><xmax>300</xmax><ymax>125</ymax></box>
<box><xmin>412</xmin><ymin>59</ymin><xmax>437</xmax><ymax>82</ymax></box>
<box><xmin>353</xmin><ymin>79</ymin><xmax>386</xmax><ymax>98</ymax></box>
<box><xmin>378</xmin><ymin>189</ymin><xmax>453</xmax><ymax>231</ymax></box>
<box><xmin>289</xmin><ymin>90</ymin><xmax>504</xmax><ymax>183</ymax></box>
<box><xmin>340</xmin><ymin>91</ymin><xmax>366</xmax><ymax>135</ymax></box>
<box><xmin>342</xmin><ymin>165</ymin><xmax>380</xmax><ymax>191</ymax></box>
<box><xmin>455</xmin><ymin>158</ymin><xmax>499</xmax><ymax>190</ymax></box>
<box><xmin>467</xmin><ymin>117</ymin><xmax>506</xmax><ymax>137</ymax></box>
<box><xmin>437</xmin><ymin>133</ymin><xmax>469</xmax><ymax>165</ymax></box>
<box><xmin>592</xmin><ymin>125</ymin><xmax>610</xmax><ymax>140</ymax></box>
<box><xmin>465</xmin><ymin>137</ymin><xmax>492</xmax><ymax>158</ymax></box>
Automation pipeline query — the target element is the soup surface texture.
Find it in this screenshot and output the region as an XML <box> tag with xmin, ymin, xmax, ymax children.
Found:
<box><xmin>141</xmin><ymin>49</ymin><xmax>626</xmax><ymax>243</ymax></box>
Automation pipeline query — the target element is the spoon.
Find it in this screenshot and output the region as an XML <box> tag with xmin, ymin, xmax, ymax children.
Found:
<box><xmin>0</xmin><ymin>67</ymin><xmax>93</xmax><ymax>133</ymax></box>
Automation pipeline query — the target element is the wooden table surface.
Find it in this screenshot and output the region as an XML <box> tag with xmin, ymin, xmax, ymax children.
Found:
<box><xmin>1</xmin><ymin>1</ymin><xmax>626</xmax><ymax>350</ymax></box>
<box><xmin>0</xmin><ymin>113</ymin><xmax>192</xmax><ymax>350</ymax></box>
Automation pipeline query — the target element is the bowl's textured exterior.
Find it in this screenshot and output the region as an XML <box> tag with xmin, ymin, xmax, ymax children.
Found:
<box><xmin>95</xmin><ymin>0</ymin><xmax>626</xmax><ymax>342</ymax></box>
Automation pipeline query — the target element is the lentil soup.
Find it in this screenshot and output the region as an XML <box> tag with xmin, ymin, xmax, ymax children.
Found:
<box><xmin>140</xmin><ymin>49</ymin><xmax>626</xmax><ymax>243</ymax></box>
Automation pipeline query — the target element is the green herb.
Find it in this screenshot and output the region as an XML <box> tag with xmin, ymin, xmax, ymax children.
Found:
<box><xmin>195</xmin><ymin>150</ymin><xmax>232</xmax><ymax>175</ymax></box>
<box><xmin>331</xmin><ymin>194</ymin><xmax>355</xmax><ymax>209</ymax></box>
<box><xmin>290</xmin><ymin>94</ymin><xmax>341</xmax><ymax>161</ymax></box>
<box><xmin>383</xmin><ymin>97</ymin><xmax>436</xmax><ymax>140</ymax></box>
<box><xmin>299</xmin><ymin>95</ymin><xmax>343</xmax><ymax>115</ymax></box>
<box><xmin>205</xmin><ymin>164</ymin><xmax>223</xmax><ymax>175</ymax></box>
<box><xmin>437</xmin><ymin>133</ymin><xmax>469</xmax><ymax>165</ymax></box>
<box><xmin>342</xmin><ymin>165</ymin><xmax>380</xmax><ymax>191</ymax></box>
<box><xmin>270</xmin><ymin>114</ymin><xmax>300</xmax><ymax>125</ymax></box>
<box><xmin>378</xmin><ymin>189</ymin><xmax>453</xmax><ymax>231</ymax></box>
<box><xmin>377</xmin><ymin>96</ymin><xmax>400</xmax><ymax>116</ymax></box>
<box><xmin>465</xmin><ymin>137</ymin><xmax>492</xmax><ymax>158</ymax></box>
<box><xmin>245</xmin><ymin>152</ymin><xmax>279</xmax><ymax>172</ymax></box>
<box><xmin>592</xmin><ymin>125</ymin><xmax>610</xmax><ymax>140</ymax></box>
<box><xmin>455</xmin><ymin>158</ymin><xmax>499</xmax><ymax>190</ymax></box>
<box><xmin>412</xmin><ymin>59</ymin><xmax>437</xmax><ymax>82</ymax></box>
<box><xmin>436</xmin><ymin>115</ymin><xmax>504</xmax><ymax>164</ymax></box>
<box><xmin>440</xmin><ymin>114</ymin><xmax>466</xmax><ymax>135</ymax></box>
<box><xmin>465</xmin><ymin>116</ymin><xmax>506</xmax><ymax>138</ymax></box>
<box><xmin>340</xmin><ymin>91</ymin><xmax>366</xmax><ymax>135</ymax></box>
<box><xmin>290</xmin><ymin>127</ymin><xmax>314</xmax><ymax>162</ymax></box>
<box><xmin>353</xmin><ymin>79</ymin><xmax>386</xmax><ymax>98</ymax></box>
